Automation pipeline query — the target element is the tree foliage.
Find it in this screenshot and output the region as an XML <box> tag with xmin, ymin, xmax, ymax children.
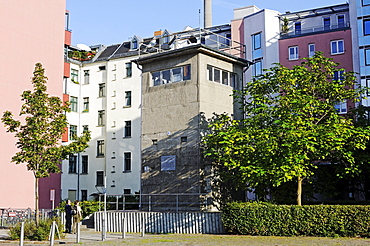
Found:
<box><xmin>203</xmin><ymin>52</ymin><xmax>370</xmax><ymax>205</ymax></box>
<box><xmin>2</xmin><ymin>63</ymin><xmax>90</xmax><ymax>223</ymax></box>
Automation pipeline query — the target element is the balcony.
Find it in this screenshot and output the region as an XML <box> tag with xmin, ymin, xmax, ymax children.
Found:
<box><xmin>280</xmin><ymin>22</ymin><xmax>350</xmax><ymax>39</ymax></box>
<box><xmin>65</xmin><ymin>30</ymin><xmax>71</xmax><ymax>46</ymax></box>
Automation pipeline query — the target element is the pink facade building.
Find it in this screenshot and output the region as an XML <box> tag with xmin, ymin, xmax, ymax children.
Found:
<box><xmin>0</xmin><ymin>0</ymin><xmax>67</xmax><ymax>209</ymax></box>
<box><xmin>279</xmin><ymin>4</ymin><xmax>354</xmax><ymax>113</ymax></box>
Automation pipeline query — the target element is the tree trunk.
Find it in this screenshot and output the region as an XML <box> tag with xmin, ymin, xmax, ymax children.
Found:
<box><xmin>297</xmin><ymin>176</ymin><xmax>303</xmax><ymax>206</ymax></box>
<box><xmin>35</xmin><ymin>177</ymin><xmax>39</xmax><ymax>225</ymax></box>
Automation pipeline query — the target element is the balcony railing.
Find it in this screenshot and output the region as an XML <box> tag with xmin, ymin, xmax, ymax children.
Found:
<box><xmin>281</xmin><ymin>22</ymin><xmax>350</xmax><ymax>38</ymax></box>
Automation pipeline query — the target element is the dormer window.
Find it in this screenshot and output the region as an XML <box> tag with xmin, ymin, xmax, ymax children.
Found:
<box><xmin>162</xmin><ymin>30</ymin><xmax>171</xmax><ymax>44</ymax></box>
<box><xmin>132</xmin><ymin>39</ymin><xmax>138</xmax><ymax>49</ymax></box>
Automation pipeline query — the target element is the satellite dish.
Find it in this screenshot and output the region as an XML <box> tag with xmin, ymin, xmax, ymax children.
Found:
<box><xmin>76</xmin><ymin>44</ymin><xmax>91</xmax><ymax>51</ymax></box>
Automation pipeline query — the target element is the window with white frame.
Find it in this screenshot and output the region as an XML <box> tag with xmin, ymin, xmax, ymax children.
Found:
<box><xmin>288</xmin><ymin>46</ymin><xmax>299</xmax><ymax>60</ymax></box>
<box><xmin>308</xmin><ymin>44</ymin><xmax>315</xmax><ymax>58</ymax></box>
<box><xmin>253</xmin><ymin>59</ymin><xmax>262</xmax><ymax>77</ymax></box>
<box><xmin>69</xmin><ymin>125</ymin><xmax>77</xmax><ymax>141</ymax></box>
<box><xmin>70</xmin><ymin>96</ymin><xmax>78</xmax><ymax>112</ymax></box>
<box><xmin>98</xmin><ymin>110</ymin><xmax>105</xmax><ymax>126</ymax></box>
<box><xmin>125</xmin><ymin>91</ymin><xmax>131</xmax><ymax>107</ymax></box>
<box><xmin>207</xmin><ymin>65</ymin><xmax>236</xmax><ymax>87</ymax></box>
<box><xmin>71</xmin><ymin>69</ymin><xmax>78</xmax><ymax>83</ymax></box>
<box><xmin>337</xmin><ymin>15</ymin><xmax>345</xmax><ymax>28</ymax></box>
<box><xmin>333</xmin><ymin>70</ymin><xmax>344</xmax><ymax>82</ymax></box>
<box><xmin>83</xmin><ymin>97</ymin><xmax>89</xmax><ymax>112</ymax></box>
<box><xmin>69</xmin><ymin>155</ymin><xmax>77</xmax><ymax>173</ymax></box>
<box><xmin>323</xmin><ymin>17</ymin><xmax>331</xmax><ymax>30</ymax></box>
<box><xmin>81</xmin><ymin>155</ymin><xmax>88</xmax><ymax>174</ymax></box>
<box><xmin>331</xmin><ymin>40</ymin><xmax>344</xmax><ymax>55</ymax></box>
<box><xmin>124</xmin><ymin>152</ymin><xmax>131</xmax><ymax>171</ymax></box>
<box><xmin>96</xmin><ymin>171</ymin><xmax>104</xmax><ymax>186</ymax></box>
<box><xmin>124</xmin><ymin>120</ymin><xmax>131</xmax><ymax>138</ymax></box>
<box><xmin>97</xmin><ymin>140</ymin><xmax>105</xmax><ymax>157</ymax></box>
<box><xmin>295</xmin><ymin>22</ymin><xmax>301</xmax><ymax>35</ymax></box>
<box><xmin>99</xmin><ymin>83</ymin><xmax>105</xmax><ymax>97</ymax></box>
<box><xmin>83</xmin><ymin>70</ymin><xmax>89</xmax><ymax>84</ymax></box>
<box><xmin>334</xmin><ymin>101</ymin><xmax>347</xmax><ymax>114</ymax></box>
<box><xmin>152</xmin><ymin>65</ymin><xmax>191</xmax><ymax>86</ymax></box>
<box><xmin>126</xmin><ymin>62</ymin><xmax>132</xmax><ymax>77</ymax></box>
<box><xmin>252</xmin><ymin>33</ymin><xmax>261</xmax><ymax>50</ymax></box>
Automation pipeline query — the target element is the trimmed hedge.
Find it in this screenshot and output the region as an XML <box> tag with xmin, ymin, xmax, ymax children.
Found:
<box><xmin>222</xmin><ymin>202</ymin><xmax>370</xmax><ymax>237</ymax></box>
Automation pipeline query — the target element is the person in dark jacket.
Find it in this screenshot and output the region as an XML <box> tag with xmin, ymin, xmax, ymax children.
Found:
<box><xmin>64</xmin><ymin>200</ymin><xmax>72</xmax><ymax>233</ymax></box>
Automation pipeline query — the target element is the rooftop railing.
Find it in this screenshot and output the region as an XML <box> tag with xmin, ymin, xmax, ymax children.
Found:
<box><xmin>281</xmin><ymin>22</ymin><xmax>350</xmax><ymax>38</ymax></box>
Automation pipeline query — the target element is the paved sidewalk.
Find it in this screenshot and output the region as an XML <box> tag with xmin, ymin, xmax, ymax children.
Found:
<box><xmin>0</xmin><ymin>228</ymin><xmax>134</xmax><ymax>245</ymax></box>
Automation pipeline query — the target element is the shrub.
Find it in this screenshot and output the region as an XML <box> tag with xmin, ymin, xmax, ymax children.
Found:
<box><xmin>222</xmin><ymin>202</ymin><xmax>370</xmax><ymax>237</ymax></box>
<box><xmin>9</xmin><ymin>218</ymin><xmax>64</xmax><ymax>241</ymax></box>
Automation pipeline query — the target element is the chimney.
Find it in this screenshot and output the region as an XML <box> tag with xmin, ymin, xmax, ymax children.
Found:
<box><xmin>204</xmin><ymin>0</ymin><xmax>212</xmax><ymax>28</ymax></box>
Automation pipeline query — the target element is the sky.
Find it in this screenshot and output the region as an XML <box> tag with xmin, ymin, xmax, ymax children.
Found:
<box><xmin>66</xmin><ymin>0</ymin><xmax>346</xmax><ymax>46</ymax></box>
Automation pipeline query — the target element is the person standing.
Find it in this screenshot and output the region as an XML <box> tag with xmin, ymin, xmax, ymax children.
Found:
<box><xmin>72</xmin><ymin>200</ymin><xmax>82</xmax><ymax>234</ymax></box>
<box><xmin>64</xmin><ymin>200</ymin><xmax>72</xmax><ymax>233</ymax></box>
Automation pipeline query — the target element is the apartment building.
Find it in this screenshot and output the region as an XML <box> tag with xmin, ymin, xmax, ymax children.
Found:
<box><xmin>279</xmin><ymin>3</ymin><xmax>354</xmax><ymax>113</ymax></box>
<box><xmin>232</xmin><ymin>6</ymin><xmax>281</xmax><ymax>82</ymax></box>
<box><xmin>0</xmin><ymin>0</ymin><xmax>67</xmax><ymax>209</ymax></box>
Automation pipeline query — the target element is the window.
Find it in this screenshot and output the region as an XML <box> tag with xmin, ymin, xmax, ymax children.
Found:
<box><xmin>151</xmin><ymin>65</ymin><xmax>191</xmax><ymax>86</ymax></box>
<box><xmin>124</xmin><ymin>120</ymin><xmax>131</xmax><ymax>138</ymax></box>
<box><xmin>69</xmin><ymin>155</ymin><xmax>77</xmax><ymax>173</ymax></box>
<box><xmin>96</xmin><ymin>171</ymin><xmax>104</xmax><ymax>186</ymax></box>
<box><xmin>69</xmin><ymin>125</ymin><xmax>77</xmax><ymax>141</ymax></box>
<box><xmin>124</xmin><ymin>189</ymin><xmax>131</xmax><ymax>195</ymax></box>
<box><xmin>98</xmin><ymin>110</ymin><xmax>105</xmax><ymax>126</ymax></box>
<box><xmin>112</xmin><ymin>166</ymin><xmax>116</xmax><ymax>173</ymax></box>
<box><xmin>367</xmin><ymin>79</ymin><xmax>370</xmax><ymax>96</ymax></box>
<box><xmin>181</xmin><ymin>136</ymin><xmax>187</xmax><ymax>142</ymax></box>
<box><xmin>363</xmin><ymin>0</ymin><xmax>370</xmax><ymax>6</ymax></box>
<box><xmin>70</xmin><ymin>96</ymin><xmax>78</xmax><ymax>112</ymax></box>
<box><xmin>295</xmin><ymin>22</ymin><xmax>301</xmax><ymax>35</ymax></box>
<box><xmin>124</xmin><ymin>152</ymin><xmax>131</xmax><ymax>171</ymax></box>
<box><xmin>81</xmin><ymin>190</ymin><xmax>88</xmax><ymax>201</ymax></box>
<box><xmin>81</xmin><ymin>155</ymin><xmax>88</xmax><ymax>174</ymax></box>
<box><xmin>252</xmin><ymin>33</ymin><xmax>261</xmax><ymax>50</ymax></box>
<box><xmin>366</xmin><ymin>49</ymin><xmax>370</xmax><ymax>65</ymax></box>
<box><xmin>207</xmin><ymin>65</ymin><xmax>236</xmax><ymax>86</ymax></box>
<box><xmin>97</xmin><ymin>140</ymin><xmax>105</xmax><ymax>157</ymax></box>
<box><xmin>111</xmin><ymin>180</ymin><xmax>115</xmax><ymax>187</ymax></box>
<box><xmin>83</xmin><ymin>70</ymin><xmax>89</xmax><ymax>84</ymax></box>
<box><xmin>289</xmin><ymin>46</ymin><xmax>298</xmax><ymax>60</ymax></box>
<box><xmin>334</xmin><ymin>101</ymin><xmax>347</xmax><ymax>114</ymax></box>
<box><xmin>333</xmin><ymin>70</ymin><xmax>344</xmax><ymax>82</ymax></box>
<box><xmin>71</xmin><ymin>69</ymin><xmax>78</xmax><ymax>83</ymax></box>
<box><xmin>126</xmin><ymin>62</ymin><xmax>132</xmax><ymax>77</ymax></box>
<box><xmin>337</xmin><ymin>15</ymin><xmax>345</xmax><ymax>28</ymax></box>
<box><xmin>99</xmin><ymin>83</ymin><xmax>105</xmax><ymax>97</ymax></box>
<box><xmin>112</xmin><ymin>152</ymin><xmax>116</xmax><ymax>159</ymax></box>
<box><xmin>253</xmin><ymin>60</ymin><xmax>262</xmax><ymax>77</ymax></box>
<box><xmin>125</xmin><ymin>91</ymin><xmax>132</xmax><ymax>107</ymax></box>
<box><xmin>364</xmin><ymin>19</ymin><xmax>370</xmax><ymax>36</ymax></box>
<box><xmin>99</xmin><ymin>66</ymin><xmax>106</xmax><ymax>71</ymax></box>
<box><xmin>132</xmin><ymin>39</ymin><xmax>138</xmax><ymax>49</ymax></box>
<box><xmin>83</xmin><ymin>97</ymin><xmax>89</xmax><ymax>112</ymax></box>
<box><xmin>323</xmin><ymin>17</ymin><xmax>330</xmax><ymax>31</ymax></box>
<box><xmin>161</xmin><ymin>155</ymin><xmax>176</xmax><ymax>171</ymax></box>
<box><xmin>82</xmin><ymin>125</ymin><xmax>89</xmax><ymax>132</ymax></box>
<box><xmin>308</xmin><ymin>44</ymin><xmax>315</xmax><ymax>58</ymax></box>
<box><xmin>331</xmin><ymin>40</ymin><xmax>344</xmax><ymax>55</ymax></box>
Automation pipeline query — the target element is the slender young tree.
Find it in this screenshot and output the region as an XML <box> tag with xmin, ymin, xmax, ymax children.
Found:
<box><xmin>2</xmin><ymin>63</ymin><xmax>90</xmax><ymax>224</ymax></box>
<box><xmin>203</xmin><ymin>52</ymin><xmax>370</xmax><ymax>205</ymax></box>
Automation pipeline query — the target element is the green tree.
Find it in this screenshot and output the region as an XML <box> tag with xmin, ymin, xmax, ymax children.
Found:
<box><xmin>2</xmin><ymin>63</ymin><xmax>90</xmax><ymax>224</ymax></box>
<box><xmin>203</xmin><ymin>52</ymin><xmax>370</xmax><ymax>205</ymax></box>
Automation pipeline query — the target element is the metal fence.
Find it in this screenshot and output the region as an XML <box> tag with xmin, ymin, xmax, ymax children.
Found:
<box><xmin>0</xmin><ymin>208</ymin><xmax>57</xmax><ymax>228</ymax></box>
<box><xmin>94</xmin><ymin>211</ymin><xmax>224</xmax><ymax>234</ymax></box>
<box><xmin>97</xmin><ymin>193</ymin><xmax>211</xmax><ymax>212</ymax></box>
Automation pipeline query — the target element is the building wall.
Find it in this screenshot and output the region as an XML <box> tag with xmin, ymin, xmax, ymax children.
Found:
<box><xmin>140</xmin><ymin>46</ymin><xmax>248</xmax><ymax>205</ymax></box>
<box><xmin>61</xmin><ymin>56</ymin><xmax>142</xmax><ymax>201</ymax></box>
<box><xmin>0</xmin><ymin>0</ymin><xmax>66</xmax><ymax>209</ymax></box>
